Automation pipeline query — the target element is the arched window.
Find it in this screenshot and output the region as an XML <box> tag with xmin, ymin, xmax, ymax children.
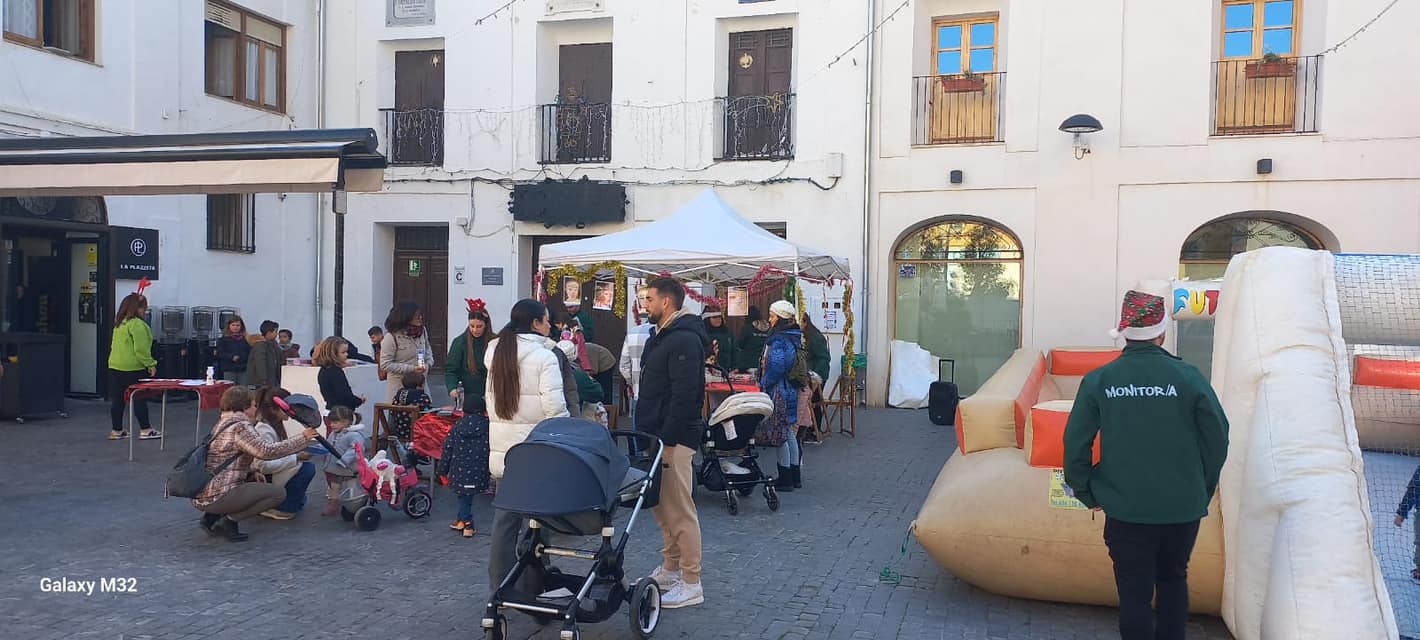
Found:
<box><xmin>894</xmin><ymin>219</ymin><xmax>1022</xmax><ymax>395</ymax></box>
<box><xmin>1177</xmin><ymin>215</ymin><xmax>1327</xmax><ymax>376</ymax></box>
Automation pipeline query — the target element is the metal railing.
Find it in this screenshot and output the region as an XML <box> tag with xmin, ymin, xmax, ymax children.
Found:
<box><xmin>539</xmin><ymin>102</ymin><xmax>613</xmax><ymax>164</ymax></box>
<box><xmin>380</xmin><ymin>108</ymin><xmax>444</xmax><ymax>166</ymax></box>
<box><xmin>912</xmin><ymin>72</ymin><xmax>1006</xmax><ymax>145</ymax></box>
<box><xmin>716</xmin><ymin>93</ymin><xmax>795</xmax><ymax>161</ymax></box>
<box><xmin>1212</xmin><ymin>55</ymin><xmax>1321</xmax><ymax>136</ymax></box>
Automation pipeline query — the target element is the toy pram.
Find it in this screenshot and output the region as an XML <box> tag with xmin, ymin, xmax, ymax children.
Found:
<box><xmin>483</xmin><ymin>418</ymin><xmax>664</xmax><ymax>640</ymax></box>
<box><xmin>335</xmin><ymin>441</ymin><xmax>432</xmax><ymax>530</ymax></box>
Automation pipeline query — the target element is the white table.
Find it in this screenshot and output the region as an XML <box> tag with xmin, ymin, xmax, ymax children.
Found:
<box><xmin>281</xmin><ymin>362</ymin><xmax>387</xmax><ymax>422</ymax></box>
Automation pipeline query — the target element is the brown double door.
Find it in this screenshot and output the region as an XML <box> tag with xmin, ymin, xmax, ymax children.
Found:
<box><xmin>556</xmin><ymin>43</ymin><xmax>613</xmax><ymax>162</ymax></box>
<box><xmin>392</xmin><ymin>227</ymin><xmax>448</xmax><ymax>367</ymax></box>
<box><xmin>726</xmin><ymin>28</ymin><xmax>793</xmax><ymax>159</ymax></box>
<box><xmin>393</xmin><ymin>50</ymin><xmax>445</xmax><ymax>165</ymax></box>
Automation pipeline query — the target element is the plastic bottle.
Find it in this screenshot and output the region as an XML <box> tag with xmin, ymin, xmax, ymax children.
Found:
<box><xmin>417</xmin><ymin>348</ymin><xmax>426</xmax><ymax>370</ymax></box>
<box><xmin>204</xmin><ymin>366</ymin><xmax>215</xmax><ymax>385</ymax></box>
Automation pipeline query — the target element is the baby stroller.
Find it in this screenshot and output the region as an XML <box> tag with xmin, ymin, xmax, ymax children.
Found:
<box><xmin>483</xmin><ymin>417</ymin><xmax>664</xmax><ymax>640</ymax></box>
<box><xmin>699</xmin><ymin>371</ymin><xmax>779</xmax><ymax>515</ymax></box>
<box><xmin>336</xmin><ymin>441</ymin><xmax>432</xmax><ymax>531</ymax></box>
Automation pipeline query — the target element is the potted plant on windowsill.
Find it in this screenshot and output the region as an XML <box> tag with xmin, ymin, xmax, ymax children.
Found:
<box><xmin>938</xmin><ymin>70</ymin><xmax>987</xmax><ymax>93</ymax></box>
<box><xmin>1245</xmin><ymin>52</ymin><xmax>1297</xmax><ymax>79</ymax></box>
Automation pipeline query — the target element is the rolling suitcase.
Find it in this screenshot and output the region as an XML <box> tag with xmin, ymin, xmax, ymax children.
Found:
<box><xmin>928</xmin><ymin>359</ymin><xmax>959</xmax><ymax>426</ymax></box>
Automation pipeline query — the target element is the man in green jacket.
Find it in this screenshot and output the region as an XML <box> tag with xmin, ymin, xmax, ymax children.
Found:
<box><xmin>1064</xmin><ymin>289</ymin><xmax>1229</xmax><ymax>640</ymax></box>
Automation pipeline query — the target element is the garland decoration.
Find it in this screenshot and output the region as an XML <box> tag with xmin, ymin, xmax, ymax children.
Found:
<box><xmin>841</xmin><ymin>282</ymin><xmax>857</xmax><ymax>380</ymax></box>
<box><xmin>543</xmin><ymin>261</ymin><xmax>628</xmax><ymax>317</ymax></box>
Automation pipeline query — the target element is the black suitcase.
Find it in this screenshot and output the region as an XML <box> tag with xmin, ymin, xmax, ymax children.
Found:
<box><xmin>928</xmin><ymin>359</ymin><xmax>959</xmax><ymax>426</ymax></box>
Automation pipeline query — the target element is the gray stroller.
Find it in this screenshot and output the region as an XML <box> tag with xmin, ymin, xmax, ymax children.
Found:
<box><xmin>483</xmin><ymin>418</ymin><xmax>664</xmax><ymax>640</ymax></box>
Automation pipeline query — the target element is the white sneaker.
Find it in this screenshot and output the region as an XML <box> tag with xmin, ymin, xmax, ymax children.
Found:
<box><xmin>719</xmin><ymin>459</ymin><xmax>751</xmax><ymax>475</ymax></box>
<box><xmin>660</xmin><ymin>581</ymin><xmax>704</xmax><ymax>609</ymax></box>
<box><xmin>648</xmin><ymin>566</ymin><xmax>682</xmax><ymax>588</ymax></box>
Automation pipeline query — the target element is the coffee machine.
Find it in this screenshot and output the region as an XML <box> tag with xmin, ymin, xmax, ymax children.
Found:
<box><xmin>187</xmin><ymin>307</ymin><xmax>217</xmax><ymax>379</ymax></box>
<box><xmin>155</xmin><ymin>306</ymin><xmax>188</xmax><ymax>378</ymax></box>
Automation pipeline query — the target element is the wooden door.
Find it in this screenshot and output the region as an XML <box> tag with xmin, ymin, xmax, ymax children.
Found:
<box><xmin>726</xmin><ymin>29</ymin><xmax>792</xmax><ymax>158</ymax></box>
<box><xmin>393</xmin><ymin>50</ymin><xmax>445</xmax><ymax>165</ymax></box>
<box><xmin>392</xmin><ymin>249</ymin><xmax>449</xmax><ymax>368</ymax></box>
<box><xmin>557</xmin><ymin>43</ymin><xmax>613</xmax><ymax>162</ymax></box>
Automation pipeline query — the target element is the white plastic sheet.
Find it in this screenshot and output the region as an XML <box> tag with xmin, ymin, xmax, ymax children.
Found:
<box><xmin>889</xmin><ymin>340</ymin><xmax>936</xmax><ymax>409</ymax></box>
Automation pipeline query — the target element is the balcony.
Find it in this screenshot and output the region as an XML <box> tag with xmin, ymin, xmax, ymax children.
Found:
<box><xmin>1212</xmin><ymin>55</ymin><xmax>1320</xmax><ymax>136</ymax></box>
<box><xmin>381</xmin><ymin>108</ymin><xmax>444</xmax><ymax>166</ymax></box>
<box><xmin>716</xmin><ymin>93</ymin><xmax>795</xmax><ymax>161</ymax></box>
<box><xmin>540</xmin><ymin>102</ymin><xmax>613</xmax><ymax>164</ymax></box>
<box><xmin>912</xmin><ymin>72</ymin><xmax>1006</xmax><ymax>145</ymax></box>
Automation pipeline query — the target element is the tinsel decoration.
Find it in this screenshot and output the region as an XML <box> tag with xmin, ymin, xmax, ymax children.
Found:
<box><xmin>841</xmin><ymin>282</ymin><xmax>857</xmax><ymax>380</ymax></box>
<box><xmin>544</xmin><ymin>262</ymin><xmax>628</xmax><ymax>317</ymax></box>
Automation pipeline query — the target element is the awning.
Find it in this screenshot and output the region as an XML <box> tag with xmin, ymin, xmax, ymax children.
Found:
<box><xmin>0</xmin><ymin>129</ymin><xmax>387</xmax><ymax>196</ymax></box>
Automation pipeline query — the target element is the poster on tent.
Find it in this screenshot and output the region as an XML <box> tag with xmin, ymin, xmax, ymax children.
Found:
<box><xmin>1048</xmin><ymin>470</ymin><xmax>1089</xmax><ymax>510</ymax></box>
<box><xmin>727</xmin><ymin>287</ymin><xmax>749</xmax><ymax>317</ymax></box>
<box><xmin>593</xmin><ymin>281</ymin><xmax>615</xmax><ymax>311</ymax></box>
<box><xmin>562</xmin><ymin>277</ymin><xmax>583</xmax><ymax>306</ymax></box>
<box><xmin>804</xmin><ymin>282</ymin><xmax>849</xmax><ymax>334</ymax></box>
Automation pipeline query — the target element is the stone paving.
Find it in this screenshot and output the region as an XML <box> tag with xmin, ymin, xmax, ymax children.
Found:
<box><xmin>0</xmin><ymin>396</ymin><xmax>1233</xmax><ymax>639</ymax></box>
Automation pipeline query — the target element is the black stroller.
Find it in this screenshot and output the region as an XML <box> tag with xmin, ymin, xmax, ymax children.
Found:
<box><xmin>483</xmin><ymin>418</ymin><xmax>664</xmax><ymax>640</ymax></box>
<box><xmin>698</xmin><ymin>370</ymin><xmax>779</xmax><ymax>515</ymax></box>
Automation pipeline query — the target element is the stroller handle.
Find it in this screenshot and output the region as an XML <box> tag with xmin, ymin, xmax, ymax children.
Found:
<box><xmin>707</xmin><ymin>364</ymin><xmax>741</xmax><ymax>394</ymax></box>
<box><xmin>609</xmin><ymin>430</ymin><xmax>662</xmax><ymax>451</ymax></box>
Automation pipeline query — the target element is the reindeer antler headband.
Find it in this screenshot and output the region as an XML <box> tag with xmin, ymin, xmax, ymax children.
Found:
<box><xmin>135</xmin><ymin>277</ymin><xmax>152</xmax><ymax>297</ymax></box>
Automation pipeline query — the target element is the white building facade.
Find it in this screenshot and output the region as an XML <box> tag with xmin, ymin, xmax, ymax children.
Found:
<box><xmin>0</xmin><ymin>0</ymin><xmax>325</xmax><ymax>394</ymax></box>
<box><xmin>324</xmin><ymin>0</ymin><xmax>871</xmax><ymax>380</ymax></box>
<box><xmin>868</xmin><ymin>0</ymin><xmax>1420</xmax><ymax>402</ymax></box>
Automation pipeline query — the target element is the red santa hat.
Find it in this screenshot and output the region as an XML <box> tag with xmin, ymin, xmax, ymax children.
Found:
<box><xmin>1109</xmin><ymin>290</ymin><xmax>1169</xmax><ymax>341</ymax></box>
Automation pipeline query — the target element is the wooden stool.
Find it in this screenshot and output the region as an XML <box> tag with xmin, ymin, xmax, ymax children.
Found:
<box><xmin>372</xmin><ymin>403</ymin><xmax>422</xmax><ymax>464</ymax></box>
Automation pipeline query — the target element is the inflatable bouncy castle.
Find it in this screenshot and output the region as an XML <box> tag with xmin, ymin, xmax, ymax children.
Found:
<box><xmin>913</xmin><ymin>248</ymin><xmax>1419</xmax><ymax>639</ymax></box>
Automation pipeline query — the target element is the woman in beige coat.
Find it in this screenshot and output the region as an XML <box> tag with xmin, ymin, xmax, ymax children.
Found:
<box><xmin>379</xmin><ymin>302</ymin><xmax>433</xmax><ymax>400</ymax></box>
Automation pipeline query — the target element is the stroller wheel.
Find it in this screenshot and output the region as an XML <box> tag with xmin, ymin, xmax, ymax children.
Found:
<box><xmin>403</xmin><ymin>488</ymin><xmax>432</xmax><ymax>519</ymax></box>
<box><xmin>766</xmin><ymin>485</ymin><xmax>780</xmax><ymax>512</ymax></box>
<box><xmin>339</xmin><ymin>506</ymin><xmax>356</xmax><ymax>522</ymax></box>
<box><xmin>482</xmin><ymin>616</ymin><xmax>508</xmax><ymax>640</ymax></box>
<box><xmin>723</xmin><ymin>491</ymin><xmax>739</xmax><ymax>515</ymax></box>
<box><xmin>355</xmin><ymin>505</ymin><xmax>382</xmax><ymax>531</ymax></box>
<box><xmin>630</xmin><ymin>576</ymin><xmax>662</xmax><ymax>638</ymax></box>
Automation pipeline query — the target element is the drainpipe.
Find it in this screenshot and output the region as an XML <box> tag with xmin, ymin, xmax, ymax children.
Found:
<box><xmin>313</xmin><ymin>0</ymin><xmax>327</xmax><ymax>339</ymax></box>
<box><xmin>859</xmin><ymin>0</ymin><xmax>877</xmax><ymax>397</ymax></box>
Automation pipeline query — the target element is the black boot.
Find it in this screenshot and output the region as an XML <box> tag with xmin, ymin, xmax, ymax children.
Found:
<box><xmin>791</xmin><ymin>464</ymin><xmax>802</xmax><ymax>489</ymax></box>
<box><xmin>220</xmin><ymin>517</ymin><xmax>249</xmax><ymax>543</ymax></box>
<box><xmin>774</xmin><ymin>466</ymin><xmax>795</xmax><ymax>492</ymax></box>
<box><xmin>200</xmin><ymin>513</ymin><xmax>222</xmax><ymax>535</ymax></box>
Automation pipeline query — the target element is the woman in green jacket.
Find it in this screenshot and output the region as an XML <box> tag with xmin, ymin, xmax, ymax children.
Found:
<box><xmin>446</xmin><ymin>299</ymin><xmax>492</xmax><ymax>414</ymax></box>
<box><xmin>108</xmin><ymin>293</ymin><xmax>158</xmax><ymax>440</ymax></box>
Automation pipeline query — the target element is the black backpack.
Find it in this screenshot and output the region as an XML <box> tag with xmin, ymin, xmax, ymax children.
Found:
<box><xmin>165</xmin><ymin>421</ymin><xmax>241</xmax><ymax>499</ymax></box>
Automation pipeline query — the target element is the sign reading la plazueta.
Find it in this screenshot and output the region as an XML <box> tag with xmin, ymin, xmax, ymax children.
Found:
<box><xmin>113</xmin><ymin>226</ymin><xmax>159</xmax><ymax>280</ymax></box>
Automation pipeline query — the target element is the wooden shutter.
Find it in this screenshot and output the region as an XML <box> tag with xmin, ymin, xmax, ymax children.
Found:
<box><xmin>765</xmin><ymin>29</ymin><xmax>792</xmax><ymax>94</ymax></box>
<box><xmin>729</xmin><ymin>31</ymin><xmax>767</xmax><ymax>98</ymax></box>
<box><xmin>393</xmin><ymin>50</ymin><xmax>445</xmax><ymax>165</ymax></box>
<box><xmin>558</xmin><ymin>43</ymin><xmax>612</xmax><ymax>102</ymax></box>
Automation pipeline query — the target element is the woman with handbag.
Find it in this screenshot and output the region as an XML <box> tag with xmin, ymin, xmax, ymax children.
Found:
<box><xmin>193</xmin><ymin>386</ymin><xmax>319</xmax><ymax>542</ymax></box>
<box><xmin>760</xmin><ymin>300</ymin><xmax>806</xmax><ymax>492</ymax></box>
<box><xmin>380</xmin><ymin>302</ymin><xmax>433</xmax><ymax>400</ymax></box>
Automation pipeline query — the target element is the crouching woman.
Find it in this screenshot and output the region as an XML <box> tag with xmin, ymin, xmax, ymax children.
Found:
<box><xmin>193</xmin><ymin>386</ymin><xmax>318</xmax><ymax>542</ymax></box>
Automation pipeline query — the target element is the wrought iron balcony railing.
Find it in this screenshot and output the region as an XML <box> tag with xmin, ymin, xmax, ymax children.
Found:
<box><xmin>539</xmin><ymin>102</ymin><xmax>613</xmax><ymax>164</ymax></box>
<box><xmin>716</xmin><ymin>93</ymin><xmax>795</xmax><ymax>161</ymax></box>
<box><xmin>380</xmin><ymin>108</ymin><xmax>444</xmax><ymax>166</ymax></box>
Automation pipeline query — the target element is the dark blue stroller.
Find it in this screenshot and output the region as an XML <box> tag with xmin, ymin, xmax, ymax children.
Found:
<box><xmin>483</xmin><ymin>418</ymin><xmax>664</xmax><ymax>640</ymax></box>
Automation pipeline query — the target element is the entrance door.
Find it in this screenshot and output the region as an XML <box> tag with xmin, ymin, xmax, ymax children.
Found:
<box><xmin>392</xmin><ymin>227</ymin><xmax>449</xmax><ymax>367</ymax></box>
<box><xmin>68</xmin><ymin>239</ymin><xmax>102</xmax><ymax>394</ymax></box>
<box><xmin>392</xmin><ymin>50</ymin><xmax>445</xmax><ymax>165</ymax></box>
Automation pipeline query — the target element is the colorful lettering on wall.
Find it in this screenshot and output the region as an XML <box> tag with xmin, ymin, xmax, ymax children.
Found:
<box><xmin>1173</xmin><ymin>287</ymin><xmax>1221</xmax><ymax>320</ymax></box>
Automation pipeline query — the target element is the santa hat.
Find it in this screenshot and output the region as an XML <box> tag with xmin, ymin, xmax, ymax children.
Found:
<box><xmin>1110</xmin><ymin>290</ymin><xmax>1169</xmax><ymax>341</ymax></box>
<box><xmin>702</xmin><ymin>306</ymin><xmax>723</xmax><ymax>320</ymax></box>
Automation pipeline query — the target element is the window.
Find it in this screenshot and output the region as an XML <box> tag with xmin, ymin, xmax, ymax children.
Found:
<box><xmin>207</xmin><ymin>194</ymin><xmax>256</xmax><ymax>253</ymax></box>
<box><xmin>933</xmin><ymin>16</ymin><xmax>997</xmax><ymax>75</ymax></box>
<box><xmin>3</xmin><ymin>0</ymin><xmax>94</xmax><ymax>60</ymax></box>
<box><xmin>204</xmin><ymin>1</ymin><xmax>285</xmax><ymax>111</ymax></box>
<box><xmin>1222</xmin><ymin>0</ymin><xmax>1296</xmax><ymax>59</ymax></box>
<box><xmin>894</xmin><ymin>220</ymin><xmax>1023</xmax><ymax>394</ymax></box>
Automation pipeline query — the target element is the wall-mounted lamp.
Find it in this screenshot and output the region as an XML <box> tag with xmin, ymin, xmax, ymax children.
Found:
<box><xmin>949</xmin><ymin>170</ymin><xmax>964</xmax><ymax>185</ymax></box>
<box><xmin>1256</xmin><ymin>158</ymin><xmax>1273</xmax><ymax>175</ymax></box>
<box><xmin>1059</xmin><ymin>114</ymin><xmax>1104</xmax><ymax>160</ymax></box>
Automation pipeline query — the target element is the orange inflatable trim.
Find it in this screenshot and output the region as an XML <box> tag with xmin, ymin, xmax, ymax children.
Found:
<box><xmin>1029</xmin><ymin>406</ymin><xmax>1100</xmax><ymax>468</ymax></box>
<box><xmin>1354</xmin><ymin>356</ymin><xmax>1420</xmax><ymax>391</ymax></box>
<box><xmin>1050</xmin><ymin>349</ymin><xmax>1122</xmax><ymax>377</ymax></box>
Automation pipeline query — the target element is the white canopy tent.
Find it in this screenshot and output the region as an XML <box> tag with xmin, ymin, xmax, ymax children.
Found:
<box><xmin>538</xmin><ymin>189</ymin><xmax>851</xmax><ymax>284</ymax></box>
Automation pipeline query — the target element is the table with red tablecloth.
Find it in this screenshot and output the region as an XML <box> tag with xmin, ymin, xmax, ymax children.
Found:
<box><xmin>123</xmin><ymin>380</ymin><xmax>235</xmax><ymax>461</ymax></box>
<box><xmin>704</xmin><ymin>380</ymin><xmax>761</xmax><ymax>418</ymax></box>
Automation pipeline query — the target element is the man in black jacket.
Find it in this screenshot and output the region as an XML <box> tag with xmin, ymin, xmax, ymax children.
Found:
<box><xmin>635</xmin><ymin>277</ymin><xmax>708</xmax><ymax>609</ymax></box>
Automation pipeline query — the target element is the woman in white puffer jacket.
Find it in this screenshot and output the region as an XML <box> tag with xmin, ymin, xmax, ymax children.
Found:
<box><xmin>484</xmin><ymin>298</ymin><xmax>569</xmax><ymax>479</ymax></box>
<box><xmin>484</xmin><ymin>298</ymin><xmax>569</xmax><ymax>587</ymax></box>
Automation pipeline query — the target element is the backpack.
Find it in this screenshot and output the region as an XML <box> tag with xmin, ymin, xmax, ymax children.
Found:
<box><xmin>165</xmin><ymin>421</ymin><xmax>242</xmax><ymax>499</ymax></box>
<box><xmin>787</xmin><ymin>341</ymin><xmax>810</xmax><ymax>390</ymax></box>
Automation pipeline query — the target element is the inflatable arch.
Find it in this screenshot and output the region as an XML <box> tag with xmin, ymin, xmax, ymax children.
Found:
<box><xmin>913</xmin><ymin>249</ymin><xmax>1417</xmax><ymax>639</ymax></box>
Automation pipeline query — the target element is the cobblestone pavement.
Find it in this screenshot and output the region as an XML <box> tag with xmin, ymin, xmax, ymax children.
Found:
<box><xmin>0</xmin><ymin>398</ymin><xmax>1232</xmax><ymax>639</ymax></box>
